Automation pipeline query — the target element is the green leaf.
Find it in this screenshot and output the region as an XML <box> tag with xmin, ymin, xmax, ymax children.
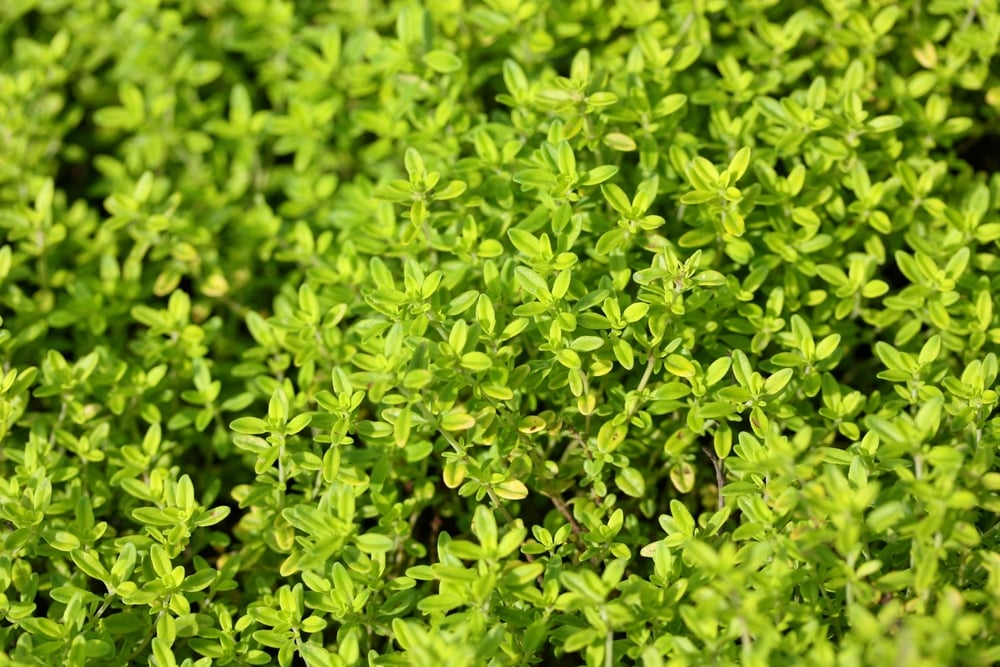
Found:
<box><xmin>814</xmin><ymin>334</ymin><xmax>841</xmax><ymax>361</ymax></box>
<box><xmin>571</xmin><ymin>336</ymin><xmax>605</xmax><ymax>352</ymax></box>
<box><xmin>149</xmin><ymin>545</ymin><xmax>173</xmax><ymax>578</ymax></box>
<box><xmin>874</xmin><ymin>341</ymin><xmax>913</xmax><ymax>373</ymax></box>
<box><xmin>433</xmin><ymin>180</ymin><xmax>467</xmax><ymax>201</ymax></box>
<box><xmin>508</xmin><ymin>228</ymin><xmax>540</xmax><ymax>255</ymax></box>
<box><xmin>231</xmin><ymin>416</ymin><xmax>268</xmax><ymax>435</ymax></box>
<box><xmin>919</xmin><ymin>335</ymin><xmax>942</xmax><ymax>365</ymax></box>
<box><xmin>502</xmin><ymin>59</ymin><xmax>529</xmax><ymax>96</ymax></box>
<box><xmin>602</xmin><ymin>184</ymin><xmax>632</xmax><ymax>215</ymax></box>
<box><xmin>299</xmin><ymin>643</ymin><xmax>335</xmax><ymax>667</ymax></box>
<box><xmin>268</xmin><ymin>388</ymin><xmax>289</xmax><ymax>425</ymax></box>
<box><xmin>623</xmin><ymin>302</ymin><xmax>649</xmax><ymax>323</ymax></box>
<box><xmin>472</xmin><ymin>505</ymin><xmax>498</xmax><ymax>553</ymax></box>
<box><xmin>579</xmin><ymin>165</ymin><xmax>619</xmax><ymax>186</ymax></box>
<box><xmin>669</xmin><ymin>463</ymin><xmax>696</xmax><ymax>493</ymax></box>
<box><xmin>443</xmin><ymin>460</ymin><xmax>467</xmax><ymax>488</ymax></box>
<box><xmin>652</xmin><ymin>382</ymin><xmax>692</xmax><ymax>400</ymax></box>
<box><xmin>476</xmin><ymin>294</ymin><xmax>497</xmax><ymax>333</ymax></box>
<box><xmin>515</xmin><ymin>267</ymin><xmax>551</xmax><ymax>301</ymax></box>
<box><xmin>560</xmin><ymin>569</ymin><xmax>606</xmax><ymax>603</ymax></box>
<box><xmin>404</xmin><ymin>147</ymin><xmax>426</xmax><ymax>183</ymax></box>
<box><xmin>653</xmin><ymin>93</ymin><xmax>687</xmax><ymax>117</ymax></box>
<box><xmin>790</xmin><ymin>315</ymin><xmax>815</xmax><ymax>359</ymax></box>
<box><xmin>585</xmin><ymin>92</ymin><xmax>618</xmax><ymax>108</ymax></box>
<box><xmin>422</xmin><ymin>50</ymin><xmax>462</xmax><ymax>73</ymax></box>
<box><xmin>867</xmin><ymin>115</ymin><xmax>903</xmax><ymax>133</ymax></box>
<box><xmin>612</xmin><ymin>338</ymin><xmax>634</xmax><ymax>369</ymax></box>
<box><xmin>193</xmin><ymin>506</ymin><xmax>231</xmax><ymax>527</ymax></box>
<box><xmin>555</xmin><ymin>349</ymin><xmax>582</xmax><ymax>369</ymax></box>
<box><xmin>46</xmin><ymin>530</ymin><xmax>81</xmax><ymax>551</ymax></box>
<box><xmin>440</xmin><ymin>411</ymin><xmax>476</xmax><ymax>431</ymax></box>
<box><xmin>604</xmin><ymin>132</ymin><xmax>637</xmax><ymax>152</ymax></box>
<box><xmin>494</xmin><ymin>479</ymin><xmax>529</xmax><ymax>500</ymax></box>
<box><xmin>615</xmin><ymin>467</ymin><xmax>646</xmax><ymax>498</ymax></box>
<box><xmin>20</xmin><ymin>617</ymin><xmax>66</xmax><ymax>639</ymax></box>
<box><xmin>355</xmin><ymin>533</ymin><xmax>395</xmax><ymax>553</ymax></box>
<box><xmin>914</xmin><ymin>396</ymin><xmax>943</xmax><ymax>438</ymax></box>
<box><xmin>668</xmin><ymin>499</ymin><xmax>695</xmax><ymax>536</ymax></box>
<box><xmin>556</xmin><ymin>141</ymin><xmax>576</xmax><ymax>176</ymax></box>
<box><xmin>687</xmin><ymin>156</ymin><xmax>720</xmax><ymax>191</ymax></box>
<box><xmin>680</xmin><ymin>190</ymin><xmax>716</xmax><ymax>205</ymax></box>
<box><xmin>705</xmin><ymin>357</ymin><xmax>732</xmax><ymax>386</ymax></box>
<box><xmin>727</xmin><ymin>147</ymin><xmax>751</xmax><ymax>184</ymax></box>
<box><xmin>152</xmin><ymin>637</ymin><xmax>177</xmax><ymax>667</ymax></box>
<box><xmin>664</xmin><ymin>354</ymin><xmax>696</xmax><ymax>378</ymax></box>
<box><xmin>72</xmin><ymin>550</ymin><xmax>109</xmax><ymax>581</ymax></box>
<box><xmin>764</xmin><ymin>368</ymin><xmax>794</xmax><ymax>395</ymax></box>
<box><xmin>393</xmin><ymin>407</ymin><xmax>412</xmax><ymax>448</ymax></box>
<box><xmin>461</xmin><ymin>351</ymin><xmax>493</xmax><ymax>372</ymax></box>
<box><xmin>110</xmin><ymin>543</ymin><xmax>137</xmax><ymax>586</ymax></box>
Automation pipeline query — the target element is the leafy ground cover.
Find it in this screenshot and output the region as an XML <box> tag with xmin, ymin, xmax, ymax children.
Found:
<box><xmin>2</xmin><ymin>0</ymin><xmax>1000</xmax><ymax>665</ymax></box>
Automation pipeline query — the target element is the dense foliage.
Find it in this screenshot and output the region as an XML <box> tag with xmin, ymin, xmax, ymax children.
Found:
<box><xmin>2</xmin><ymin>0</ymin><xmax>1000</xmax><ymax>665</ymax></box>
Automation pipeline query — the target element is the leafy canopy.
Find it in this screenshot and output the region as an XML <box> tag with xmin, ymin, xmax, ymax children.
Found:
<box><xmin>2</xmin><ymin>1</ymin><xmax>1000</xmax><ymax>666</ymax></box>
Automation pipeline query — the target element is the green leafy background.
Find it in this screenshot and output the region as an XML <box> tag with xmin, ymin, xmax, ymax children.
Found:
<box><xmin>1</xmin><ymin>0</ymin><xmax>1000</xmax><ymax>665</ymax></box>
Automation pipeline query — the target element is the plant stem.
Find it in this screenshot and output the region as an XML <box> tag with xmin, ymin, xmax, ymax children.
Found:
<box><xmin>636</xmin><ymin>352</ymin><xmax>656</xmax><ymax>393</ymax></box>
<box><xmin>702</xmin><ymin>446</ymin><xmax>726</xmax><ymax>509</ymax></box>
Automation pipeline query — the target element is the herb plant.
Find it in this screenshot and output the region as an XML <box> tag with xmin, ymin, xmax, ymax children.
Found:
<box><xmin>2</xmin><ymin>1</ymin><xmax>1000</xmax><ymax>666</ymax></box>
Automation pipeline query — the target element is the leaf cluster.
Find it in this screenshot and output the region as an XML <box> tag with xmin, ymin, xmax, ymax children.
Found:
<box><xmin>2</xmin><ymin>1</ymin><xmax>1000</xmax><ymax>666</ymax></box>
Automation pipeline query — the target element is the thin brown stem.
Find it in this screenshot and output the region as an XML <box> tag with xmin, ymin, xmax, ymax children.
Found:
<box><xmin>702</xmin><ymin>446</ymin><xmax>726</xmax><ymax>510</ymax></box>
<box><xmin>545</xmin><ymin>490</ymin><xmax>582</xmax><ymax>537</ymax></box>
